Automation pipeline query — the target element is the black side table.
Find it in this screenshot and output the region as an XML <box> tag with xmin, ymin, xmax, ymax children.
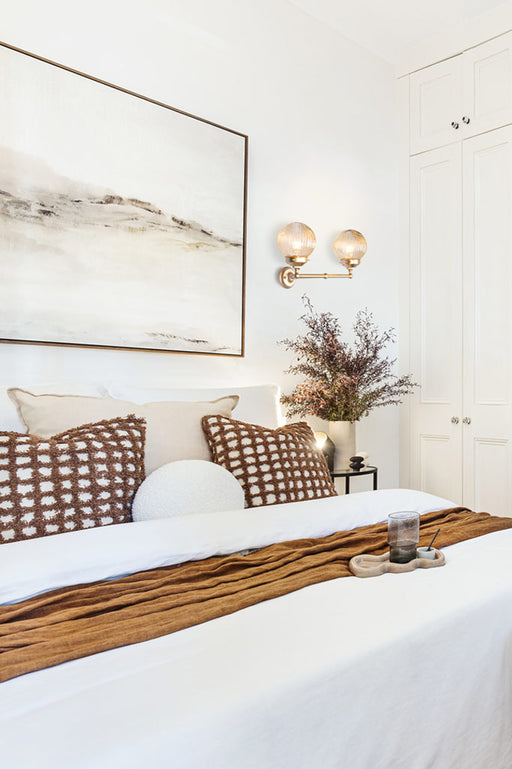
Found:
<box><xmin>330</xmin><ymin>466</ymin><xmax>378</xmax><ymax>495</ymax></box>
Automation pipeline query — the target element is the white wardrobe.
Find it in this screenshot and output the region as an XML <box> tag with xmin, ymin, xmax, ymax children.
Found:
<box><xmin>405</xmin><ymin>31</ymin><xmax>512</xmax><ymax>515</ymax></box>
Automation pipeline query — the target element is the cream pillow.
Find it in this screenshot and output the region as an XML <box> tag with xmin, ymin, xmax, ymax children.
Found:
<box><xmin>8</xmin><ymin>389</ymin><xmax>239</xmax><ymax>475</ymax></box>
<box><xmin>0</xmin><ymin>382</ymin><xmax>107</xmax><ymax>433</ymax></box>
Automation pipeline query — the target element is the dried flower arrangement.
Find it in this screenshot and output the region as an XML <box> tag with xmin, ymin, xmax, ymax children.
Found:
<box><xmin>279</xmin><ymin>297</ymin><xmax>417</xmax><ymax>422</ymax></box>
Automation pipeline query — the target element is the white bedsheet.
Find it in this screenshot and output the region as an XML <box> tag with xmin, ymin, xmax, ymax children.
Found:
<box><xmin>0</xmin><ymin>488</ymin><xmax>453</xmax><ymax>605</ymax></box>
<box><xmin>1</xmin><ymin>490</ymin><xmax>511</xmax><ymax>769</ymax></box>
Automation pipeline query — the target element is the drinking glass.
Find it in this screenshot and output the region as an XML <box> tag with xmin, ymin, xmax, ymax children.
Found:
<box><xmin>388</xmin><ymin>511</ymin><xmax>420</xmax><ymax>563</ymax></box>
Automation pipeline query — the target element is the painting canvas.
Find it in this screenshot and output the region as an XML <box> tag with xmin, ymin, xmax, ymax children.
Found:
<box><xmin>0</xmin><ymin>43</ymin><xmax>247</xmax><ymax>355</ymax></box>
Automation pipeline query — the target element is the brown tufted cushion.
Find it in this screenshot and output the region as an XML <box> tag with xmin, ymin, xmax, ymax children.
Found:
<box><xmin>0</xmin><ymin>415</ymin><xmax>146</xmax><ymax>544</ymax></box>
<box><xmin>201</xmin><ymin>415</ymin><xmax>337</xmax><ymax>508</ymax></box>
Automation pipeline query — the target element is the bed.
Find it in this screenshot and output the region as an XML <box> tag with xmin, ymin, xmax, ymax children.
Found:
<box><xmin>1</xmin><ymin>383</ymin><xmax>512</xmax><ymax>769</ymax></box>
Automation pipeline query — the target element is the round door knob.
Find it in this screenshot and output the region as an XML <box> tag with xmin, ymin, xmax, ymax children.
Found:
<box><xmin>462</xmin><ymin>416</ymin><xmax>472</xmax><ymax>425</ymax></box>
<box><xmin>451</xmin><ymin>417</ymin><xmax>460</xmax><ymax>424</ymax></box>
<box><xmin>462</xmin><ymin>116</ymin><xmax>470</xmax><ymax>124</ymax></box>
<box><xmin>451</xmin><ymin>121</ymin><xmax>460</xmax><ymax>129</ymax></box>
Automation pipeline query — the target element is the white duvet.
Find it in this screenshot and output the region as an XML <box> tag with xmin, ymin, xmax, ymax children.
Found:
<box><xmin>1</xmin><ymin>489</ymin><xmax>512</xmax><ymax>769</ymax></box>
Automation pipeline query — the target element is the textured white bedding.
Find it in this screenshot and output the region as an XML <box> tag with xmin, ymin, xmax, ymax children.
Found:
<box><xmin>1</xmin><ymin>489</ymin><xmax>453</xmax><ymax>605</ymax></box>
<box><xmin>1</xmin><ymin>490</ymin><xmax>512</xmax><ymax>769</ymax></box>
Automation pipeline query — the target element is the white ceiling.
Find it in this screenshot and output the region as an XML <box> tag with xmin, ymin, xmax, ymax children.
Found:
<box><xmin>287</xmin><ymin>0</ymin><xmax>509</xmax><ymax>63</ymax></box>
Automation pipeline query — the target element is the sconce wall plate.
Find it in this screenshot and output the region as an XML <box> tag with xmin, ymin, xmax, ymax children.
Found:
<box><xmin>277</xmin><ymin>222</ymin><xmax>367</xmax><ymax>289</ymax></box>
<box><xmin>279</xmin><ymin>265</ymin><xmax>300</xmax><ymax>288</ymax></box>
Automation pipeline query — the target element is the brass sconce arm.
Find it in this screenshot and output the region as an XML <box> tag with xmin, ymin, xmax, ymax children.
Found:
<box><xmin>277</xmin><ymin>222</ymin><xmax>366</xmax><ymax>289</ymax></box>
<box><xmin>279</xmin><ymin>266</ymin><xmax>354</xmax><ymax>288</ymax></box>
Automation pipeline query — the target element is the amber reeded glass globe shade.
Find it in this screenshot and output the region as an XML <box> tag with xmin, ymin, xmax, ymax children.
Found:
<box><xmin>277</xmin><ymin>222</ymin><xmax>316</xmax><ymax>267</ymax></box>
<box><xmin>333</xmin><ymin>229</ymin><xmax>367</xmax><ymax>270</ymax></box>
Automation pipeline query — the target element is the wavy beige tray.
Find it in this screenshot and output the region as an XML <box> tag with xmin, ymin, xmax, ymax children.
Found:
<box><xmin>349</xmin><ymin>548</ymin><xmax>445</xmax><ymax>578</ymax></box>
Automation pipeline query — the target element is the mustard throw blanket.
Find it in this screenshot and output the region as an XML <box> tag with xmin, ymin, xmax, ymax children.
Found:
<box><xmin>1</xmin><ymin>508</ymin><xmax>511</xmax><ymax>684</ymax></box>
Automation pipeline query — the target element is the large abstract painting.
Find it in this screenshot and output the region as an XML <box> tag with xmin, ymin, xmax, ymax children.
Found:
<box><xmin>0</xmin><ymin>43</ymin><xmax>247</xmax><ymax>355</ymax></box>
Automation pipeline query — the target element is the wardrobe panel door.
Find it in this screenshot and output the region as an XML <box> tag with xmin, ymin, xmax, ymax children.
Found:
<box><xmin>463</xmin><ymin>32</ymin><xmax>512</xmax><ymax>138</ymax></box>
<box><xmin>409</xmin><ymin>145</ymin><xmax>463</xmax><ymax>503</ymax></box>
<box><xmin>462</xmin><ymin>126</ymin><xmax>512</xmax><ymax>516</ymax></box>
<box><xmin>410</xmin><ymin>57</ymin><xmax>463</xmax><ymax>155</ymax></box>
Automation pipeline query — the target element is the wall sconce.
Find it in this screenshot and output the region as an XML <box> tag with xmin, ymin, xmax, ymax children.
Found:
<box><xmin>277</xmin><ymin>222</ymin><xmax>367</xmax><ymax>289</ymax></box>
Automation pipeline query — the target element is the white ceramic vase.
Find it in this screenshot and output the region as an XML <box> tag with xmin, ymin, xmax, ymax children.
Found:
<box><xmin>328</xmin><ymin>420</ymin><xmax>356</xmax><ymax>472</ymax></box>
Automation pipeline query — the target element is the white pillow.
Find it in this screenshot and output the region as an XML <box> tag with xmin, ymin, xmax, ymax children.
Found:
<box><xmin>107</xmin><ymin>383</ymin><xmax>283</xmax><ymax>429</ymax></box>
<box><xmin>132</xmin><ymin>460</ymin><xmax>245</xmax><ymax>520</ymax></box>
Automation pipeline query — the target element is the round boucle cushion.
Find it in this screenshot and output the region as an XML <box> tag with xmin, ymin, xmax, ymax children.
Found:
<box><xmin>132</xmin><ymin>459</ymin><xmax>245</xmax><ymax>521</ymax></box>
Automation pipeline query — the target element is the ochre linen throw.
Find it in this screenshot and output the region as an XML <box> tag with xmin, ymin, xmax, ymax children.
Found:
<box><xmin>1</xmin><ymin>508</ymin><xmax>511</xmax><ymax>683</ymax></box>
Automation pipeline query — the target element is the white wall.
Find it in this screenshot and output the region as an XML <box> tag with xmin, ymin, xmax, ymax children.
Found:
<box><xmin>0</xmin><ymin>0</ymin><xmax>400</xmax><ymax>487</ymax></box>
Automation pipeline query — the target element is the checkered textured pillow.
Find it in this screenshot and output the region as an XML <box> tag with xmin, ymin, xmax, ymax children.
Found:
<box><xmin>201</xmin><ymin>415</ymin><xmax>337</xmax><ymax>508</ymax></box>
<box><xmin>0</xmin><ymin>415</ymin><xmax>145</xmax><ymax>544</ymax></box>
